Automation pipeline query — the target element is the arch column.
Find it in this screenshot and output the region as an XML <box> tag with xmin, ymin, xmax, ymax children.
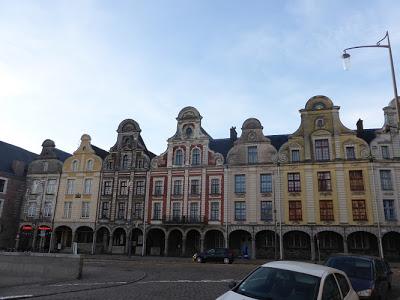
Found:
<box><xmin>343</xmin><ymin>237</ymin><xmax>348</xmax><ymax>253</ymax></box>
<box><xmin>200</xmin><ymin>238</ymin><xmax>204</xmax><ymax>252</ymax></box>
<box><xmin>91</xmin><ymin>231</ymin><xmax>97</xmax><ymax>255</ymax></box>
<box><xmin>182</xmin><ymin>237</ymin><xmax>186</xmax><ymax>256</ymax></box>
<box><xmin>251</xmin><ymin>234</ymin><xmax>256</xmax><ymax>259</ymax></box>
<box><xmin>164</xmin><ymin>234</ymin><xmax>169</xmax><ymax>256</ymax></box>
<box><xmin>108</xmin><ymin>231</ymin><xmax>113</xmax><ymax>253</ymax></box>
<box><xmin>311</xmin><ymin>235</ymin><xmax>316</xmax><ymax>261</ymax></box>
<box><xmin>32</xmin><ymin>227</ymin><xmax>38</xmax><ymax>251</ymax></box>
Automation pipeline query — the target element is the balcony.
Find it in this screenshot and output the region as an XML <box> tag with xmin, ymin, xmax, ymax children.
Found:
<box><xmin>164</xmin><ymin>215</ymin><xmax>204</xmax><ymax>224</ymax></box>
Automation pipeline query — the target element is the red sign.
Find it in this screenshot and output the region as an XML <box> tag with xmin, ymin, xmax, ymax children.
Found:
<box><xmin>38</xmin><ymin>226</ymin><xmax>51</xmax><ymax>231</ymax></box>
<box><xmin>22</xmin><ymin>225</ymin><xmax>33</xmax><ymax>231</ymax></box>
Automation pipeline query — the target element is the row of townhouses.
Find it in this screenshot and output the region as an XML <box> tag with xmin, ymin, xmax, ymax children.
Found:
<box><xmin>1</xmin><ymin>95</ymin><xmax>400</xmax><ymax>261</ymax></box>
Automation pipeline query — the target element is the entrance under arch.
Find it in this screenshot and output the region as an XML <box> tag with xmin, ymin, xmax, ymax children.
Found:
<box><xmin>130</xmin><ymin>228</ymin><xmax>144</xmax><ymax>256</ymax></box>
<box><xmin>18</xmin><ymin>225</ymin><xmax>34</xmax><ymax>251</ymax></box>
<box><xmin>347</xmin><ymin>231</ymin><xmax>378</xmax><ymax>257</ymax></box>
<box><xmin>75</xmin><ymin>226</ymin><xmax>94</xmax><ymax>253</ymax></box>
<box><xmin>204</xmin><ymin>230</ymin><xmax>225</xmax><ymax>250</ymax></box>
<box><xmin>315</xmin><ymin>231</ymin><xmax>343</xmax><ymax>261</ymax></box>
<box><xmin>146</xmin><ymin>228</ymin><xmax>165</xmax><ymax>256</ymax></box>
<box><xmin>168</xmin><ymin>230</ymin><xmax>183</xmax><ymax>257</ymax></box>
<box><xmin>185</xmin><ymin>230</ymin><xmax>201</xmax><ymax>256</ymax></box>
<box><xmin>283</xmin><ymin>231</ymin><xmax>311</xmax><ymax>260</ymax></box>
<box><xmin>229</xmin><ymin>230</ymin><xmax>252</xmax><ymax>258</ymax></box>
<box><xmin>112</xmin><ymin>228</ymin><xmax>127</xmax><ymax>254</ymax></box>
<box><xmin>96</xmin><ymin>227</ymin><xmax>110</xmax><ymax>254</ymax></box>
<box><xmin>55</xmin><ymin>226</ymin><xmax>72</xmax><ymax>253</ymax></box>
<box><xmin>382</xmin><ymin>231</ymin><xmax>400</xmax><ymax>261</ymax></box>
<box><xmin>35</xmin><ymin>225</ymin><xmax>52</xmax><ymax>252</ymax></box>
<box><xmin>255</xmin><ymin>230</ymin><xmax>279</xmax><ymax>259</ymax></box>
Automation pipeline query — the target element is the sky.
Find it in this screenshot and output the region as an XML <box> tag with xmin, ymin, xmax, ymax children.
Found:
<box><xmin>1</xmin><ymin>0</ymin><xmax>400</xmax><ymax>156</ymax></box>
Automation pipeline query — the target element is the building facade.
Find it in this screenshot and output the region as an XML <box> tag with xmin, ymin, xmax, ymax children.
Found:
<box><xmin>95</xmin><ymin>119</ymin><xmax>154</xmax><ymax>255</ymax></box>
<box><xmin>53</xmin><ymin>134</ymin><xmax>107</xmax><ymax>253</ymax></box>
<box><xmin>16</xmin><ymin>139</ymin><xmax>70</xmax><ymax>252</ymax></box>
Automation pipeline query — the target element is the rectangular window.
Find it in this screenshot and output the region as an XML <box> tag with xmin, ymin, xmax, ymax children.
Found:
<box><xmin>380</xmin><ymin>170</ymin><xmax>393</xmax><ymax>190</ymax></box>
<box><xmin>346</xmin><ymin>146</ymin><xmax>356</xmax><ymax>160</ymax></box>
<box><xmin>27</xmin><ymin>202</ymin><xmax>36</xmax><ymax>217</ymax></box>
<box><xmin>383</xmin><ymin>200</ymin><xmax>396</xmax><ymax>221</ymax></box>
<box><xmin>235</xmin><ymin>175</ymin><xmax>246</xmax><ymax>193</ymax></box>
<box><xmin>289</xmin><ymin>201</ymin><xmax>302</xmax><ymax>221</ymax></box>
<box><xmin>173</xmin><ymin>180</ymin><xmax>183</xmax><ymax>195</ymax></box>
<box><xmin>0</xmin><ymin>199</ymin><xmax>4</xmax><ymax>217</ymax></box>
<box><xmin>210</xmin><ymin>178</ymin><xmax>220</xmax><ymax>194</ymax></box>
<box><xmin>135</xmin><ymin>181</ymin><xmax>145</xmax><ymax>196</ymax></box>
<box><xmin>117</xmin><ymin>202</ymin><xmax>125</xmax><ymax>219</ymax></box>
<box><xmin>190</xmin><ymin>179</ymin><xmax>200</xmax><ymax>195</ymax></box>
<box><xmin>352</xmin><ymin>200</ymin><xmax>367</xmax><ymax>221</ymax></box>
<box><xmin>320</xmin><ymin>200</ymin><xmax>334</xmax><ymax>221</ymax></box>
<box><xmin>133</xmin><ymin>202</ymin><xmax>143</xmax><ymax>219</ymax></box>
<box><xmin>43</xmin><ymin>202</ymin><xmax>52</xmax><ymax>217</ymax></box>
<box><xmin>210</xmin><ymin>202</ymin><xmax>220</xmax><ymax>221</ymax></box>
<box><xmin>66</xmin><ymin>179</ymin><xmax>75</xmax><ymax>195</ymax></box>
<box><xmin>288</xmin><ymin>173</ymin><xmax>301</xmax><ymax>192</ymax></box>
<box><xmin>0</xmin><ymin>179</ymin><xmax>6</xmax><ymax>193</ymax></box>
<box><xmin>349</xmin><ymin>170</ymin><xmax>364</xmax><ymax>191</ymax></box>
<box><xmin>84</xmin><ymin>178</ymin><xmax>92</xmax><ymax>195</ymax></box>
<box><xmin>63</xmin><ymin>201</ymin><xmax>72</xmax><ymax>219</ymax></box>
<box><xmin>381</xmin><ymin>146</ymin><xmax>390</xmax><ymax>159</ymax></box>
<box><xmin>81</xmin><ymin>202</ymin><xmax>90</xmax><ymax>218</ymax></box>
<box><xmin>260</xmin><ymin>174</ymin><xmax>272</xmax><ymax>193</ymax></box>
<box><xmin>248</xmin><ymin>146</ymin><xmax>258</xmax><ymax>164</ymax></box>
<box><xmin>317</xmin><ymin>171</ymin><xmax>332</xmax><ymax>191</ymax></box>
<box><xmin>234</xmin><ymin>201</ymin><xmax>246</xmax><ymax>221</ymax></box>
<box><xmin>153</xmin><ymin>202</ymin><xmax>161</xmax><ymax>220</ymax></box>
<box><xmin>119</xmin><ymin>180</ymin><xmax>128</xmax><ymax>195</ymax></box>
<box><xmin>101</xmin><ymin>202</ymin><xmax>109</xmax><ymax>219</ymax></box>
<box><xmin>46</xmin><ymin>179</ymin><xmax>57</xmax><ymax>194</ymax></box>
<box><xmin>261</xmin><ymin>201</ymin><xmax>273</xmax><ymax>221</ymax></box>
<box><xmin>315</xmin><ymin>139</ymin><xmax>330</xmax><ymax>161</ymax></box>
<box><xmin>103</xmin><ymin>180</ymin><xmax>113</xmax><ymax>195</ymax></box>
<box><xmin>172</xmin><ymin>202</ymin><xmax>181</xmax><ymax>220</ymax></box>
<box><xmin>154</xmin><ymin>180</ymin><xmax>163</xmax><ymax>196</ymax></box>
<box><xmin>189</xmin><ymin>202</ymin><xmax>200</xmax><ymax>222</ymax></box>
<box><xmin>291</xmin><ymin>149</ymin><xmax>300</xmax><ymax>162</ymax></box>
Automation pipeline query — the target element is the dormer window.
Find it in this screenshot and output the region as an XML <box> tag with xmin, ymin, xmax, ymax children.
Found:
<box><xmin>122</xmin><ymin>155</ymin><xmax>129</xmax><ymax>169</ymax></box>
<box><xmin>43</xmin><ymin>162</ymin><xmax>48</xmax><ymax>172</ymax></box>
<box><xmin>107</xmin><ymin>160</ymin><xmax>114</xmax><ymax>170</ymax></box>
<box><xmin>136</xmin><ymin>158</ymin><xmax>144</xmax><ymax>168</ymax></box>
<box><xmin>186</xmin><ymin>127</ymin><xmax>193</xmax><ymax>138</ymax></box>
<box><xmin>312</xmin><ymin>102</ymin><xmax>326</xmax><ymax>110</ymax></box>
<box><xmin>175</xmin><ymin>149</ymin><xmax>183</xmax><ymax>165</ymax></box>
<box><xmin>346</xmin><ymin>146</ymin><xmax>355</xmax><ymax>160</ymax></box>
<box><xmin>191</xmin><ymin>148</ymin><xmax>201</xmax><ymax>165</ymax></box>
<box><xmin>315</xmin><ymin>139</ymin><xmax>330</xmax><ymax>161</ymax></box>
<box><xmin>381</xmin><ymin>145</ymin><xmax>390</xmax><ymax>159</ymax></box>
<box><xmin>291</xmin><ymin>149</ymin><xmax>300</xmax><ymax>162</ymax></box>
<box><xmin>248</xmin><ymin>146</ymin><xmax>258</xmax><ymax>164</ymax></box>
<box><xmin>72</xmin><ymin>160</ymin><xmax>79</xmax><ymax>172</ymax></box>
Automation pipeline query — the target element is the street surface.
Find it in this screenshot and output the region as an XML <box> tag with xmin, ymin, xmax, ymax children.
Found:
<box><xmin>1</xmin><ymin>256</ymin><xmax>399</xmax><ymax>300</ymax></box>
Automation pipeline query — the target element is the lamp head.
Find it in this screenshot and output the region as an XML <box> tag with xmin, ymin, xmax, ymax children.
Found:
<box><xmin>342</xmin><ymin>52</ymin><xmax>351</xmax><ymax>70</ymax></box>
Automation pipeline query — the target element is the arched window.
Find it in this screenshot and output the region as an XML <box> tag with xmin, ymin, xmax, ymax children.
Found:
<box><xmin>122</xmin><ymin>155</ymin><xmax>129</xmax><ymax>169</ymax></box>
<box><xmin>72</xmin><ymin>160</ymin><xmax>79</xmax><ymax>172</ymax></box>
<box><xmin>136</xmin><ymin>158</ymin><xmax>144</xmax><ymax>168</ymax></box>
<box><xmin>86</xmin><ymin>160</ymin><xmax>93</xmax><ymax>171</ymax></box>
<box><xmin>107</xmin><ymin>160</ymin><xmax>113</xmax><ymax>170</ymax></box>
<box><xmin>175</xmin><ymin>149</ymin><xmax>183</xmax><ymax>165</ymax></box>
<box><xmin>191</xmin><ymin>148</ymin><xmax>201</xmax><ymax>165</ymax></box>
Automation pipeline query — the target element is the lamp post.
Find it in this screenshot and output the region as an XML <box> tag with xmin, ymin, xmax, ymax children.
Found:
<box><xmin>342</xmin><ymin>31</ymin><xmax>400</xmax><ymax>124</ymax></box>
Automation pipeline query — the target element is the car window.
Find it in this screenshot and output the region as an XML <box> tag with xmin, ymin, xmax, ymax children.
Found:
<box><xmin>207</xmin><ymin>249</ymin><xmax>215</xmax><ymax>255</ymax></box>
<box><xmin>235</xmin><ymin>267</ymin><xmax>320</xmax><ymax>300</ymax></box>
<box><xmin>326</xmin><ymin>257</ymin><xmax>373</xmax><ymax>280</ymax></box>
<box><xmin>334</xmin><ymin>273</ymin><xmax>350</xmax><ymax>297</ymax></box>
<box><xmin>322</xmin><ymin>274</ymin><xmax>342</xmax><ymax>300</ymax></box>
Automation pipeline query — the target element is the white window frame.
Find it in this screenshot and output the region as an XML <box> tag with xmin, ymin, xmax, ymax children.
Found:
<box><xmin>72</xmin><ymin>160</ymin><xmax>79</xmax><ymax>172</ymax></box>
<box><xmin>63</xmin><ymin>201</ymin><xmax>72</xmax><ymax>219</ymax></box>
<box><xmin>152</xmin><ymin>201</ymin><xmax>162</xmax><ymax>220</ymax></box>
<box><xmin>46</xmin><ymin>179</ymin><xmax>57</xmax><ymax>194</ymax></box>
<box><xmin>290</xmin><ymin>148</ymin><xmax>301</xmax><ymax>162</ymax></box>
<box><xmin>84</xmin><ymin>178</ymin><xmax>93</xmax><ymax>195</ymax></box>
<box><xmin>172</xmin><ymin>178</ymin><xmax>183</xmax><ymax>196</ymax></box>
<box><xmin>209</xmin><ymin>201</ymin><xmax>220</xmax><ymax>221</ymax></box>
<box><xmin>191</xmin><ymin>147</ymin><xmax>202</xmax><ymax>165</ymax></box>
<box><xmin>66</xmin><ymin>179</ymin><xmax>75</xmax><ymax>195</ymax></box>
<box><xmin>209</xmin><ymin>176</ymin><xmax>221</xmax><ymax>195</ymax></box>
<box><xmin>86</xmin><ymin>159</ymin><xmax>93</xmax><ymax>171</ymax></box>
<box><xmin>81</xmin><ymin>201</ymin><xmax>90</xmax><ymax>218</ymax></box>
<box><xmin>345</xmin><ymin>145</ymin><xmax>356</xmax><ymax>160</ymax></box>
<box><xmin>0</xmin><ymin>177</ymin><xmax>8</xmax><ymax>194</ymax></box>
<box><xmin>153</xmin><ymin>178</ymin><xmax>164</xmax><ymax>196</ymax></box>
<box><xmin>43</xmin><ymin>201</ymin><xmax>52</xmax><ymax>217</ymax></box>
<box><xmin>174</xmin><ymin>148</ymin><xmax>184</xmax><ymax>166</ymax></box>
<box><xmin>27</xmin><ymin>202</ymin><xmax>37</xmax><ymax>217</ymax></box>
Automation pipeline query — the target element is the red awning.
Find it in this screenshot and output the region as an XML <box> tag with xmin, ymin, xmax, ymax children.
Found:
<box><xmin>22</xmin><ymin>225</ymin><xmax>33</xmax><ymax>231</ymax></box>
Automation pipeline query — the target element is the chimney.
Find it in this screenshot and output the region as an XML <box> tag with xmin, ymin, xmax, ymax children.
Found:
<box><xmin>356</xmin><ymin>119</ymin><xmax>363</xmax><ymax>136</ymax></box>
<box><xmin>230</xmin><ymin>126</ymin><xmax>237</xmax><ymax>141</ymax></box>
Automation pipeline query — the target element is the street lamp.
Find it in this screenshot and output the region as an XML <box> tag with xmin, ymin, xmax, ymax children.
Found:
<box><xmin>342</xmin><ymin>31</ymin><xmax>400</xmax><ymax>124</ymax></box>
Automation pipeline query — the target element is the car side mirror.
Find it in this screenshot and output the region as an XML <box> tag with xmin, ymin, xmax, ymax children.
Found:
<box><xmin>228</xmin><ymin>281</ymin><xmax>237</xmax><ymax>289</ymax></box>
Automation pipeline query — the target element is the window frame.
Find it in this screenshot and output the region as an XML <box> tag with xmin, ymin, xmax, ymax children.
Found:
<box><xmin>191</xmin><ymin>148</ymin><xmax>201</xmax><ymax>165</ymax></box>
<box><xmin>317</xmin><ymin>171</ymin><xmax>332</xmax><ymax>192</ymax></box>
<box><xmin>247</xmin><ymin>146</ymin><xmax>258</xmax><ymax>164</ymax></box>
<box><xmin>260</xmin><ymin>201</ymin><xmax>273</xmax><ymax>221</ymax></box>
<box><xmin>352</xmin><ymin>199</ymin><xmax>368</xmax><ymax>221</ymax></box>
<box><xmin>319</xmin><ymin>200</ymin><xmax>334</xmax><ymax>221</ymax></box>
<box><xmin>288</xmin><ymin>173</ymin><xmax>301</xmax><ymax>192</ymax></box>
<box><xmin>0</xmin><ymin>177</ymin><xmax>7</xmax><ymax>194</ymax></box>
<box><xmin>349</xmin><ymin>170</ymin><xmax>364</xmax><ymax>191</ymax></box>
<box><xmin>289</xmin><ymin>200</ymin><xmax>302</xmax><ymax>221</ymax></box>
<box><xmin>234</xmin><ymin>201</ymin><xmax>246</xmax><ymax>221</ymax></box>
<box><xmin>235</xmin><ymin>174</ymin><xmax>246</xmax><ymax>194</ymax></box>
<box><xmin>314</xmin><ymin>138</ymin><xmax>330</xmax><ymax>161</ymax></box>
<box><xmin>260</xmin><ymin>174</ymin><xmax>272</xmax><ymax>193</ymax></box>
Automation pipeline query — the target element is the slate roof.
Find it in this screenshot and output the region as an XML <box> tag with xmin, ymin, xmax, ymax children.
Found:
<box><xmin>267</xmin><ymin>134</ymin><xmax>290</xmax><ymax>150</ymax></box>
<box><xmin>209</xmin><ymin>138</ymin><xmax>234</xmax><ymax>159</ymax></box>
<box><xmin>53</xmin><ymin>148</ymin><xmax>72</xmax><ymax>162</ymax></box>
<box><xmin>0</xmin><ymin>140</ymin><xmax>38</xmax><ymax>175</ymax></box>
<box><xmin>92</xmin><ymin>145</ymin><xmax>109</xmax><ymax>160</ymax></box>
<box><xmin>357</xmin><ymin>129</ymin><xmax>378</xmax><ymax>144</ymax></box>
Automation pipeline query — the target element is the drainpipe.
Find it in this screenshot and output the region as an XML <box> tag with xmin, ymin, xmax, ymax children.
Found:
<box><xmin>370</xmin><ymin>158</ymin><xmax>384</xmax><ymax>258</ymax></box>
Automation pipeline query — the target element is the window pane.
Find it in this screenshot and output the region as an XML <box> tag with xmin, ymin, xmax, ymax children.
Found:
<box><xmin>235</xmin><ymin>175</ymin><xmax>246</xmax><ymax>193</ymax></box>
<box><xmin>260</xmin><ymin>174</ymin><xmax>272</xmax><ymax>193</ymax></box>
<box><xmin>248</xmin><ymin>146</ymin><xmax>258</xmax><ymax>164</ymax></box>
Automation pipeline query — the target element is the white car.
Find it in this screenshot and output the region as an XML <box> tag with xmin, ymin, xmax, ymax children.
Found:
<box><xmin>217</xmin><ymin>261</ymin><xmax>359</xmax><ymax>300</ymax></box>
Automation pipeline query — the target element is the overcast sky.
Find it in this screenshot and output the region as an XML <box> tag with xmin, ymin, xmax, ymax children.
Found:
<box><xmin>1</xmin><ymin>0</ymin><xmax>400</xmax><ymax>155</ymax></box>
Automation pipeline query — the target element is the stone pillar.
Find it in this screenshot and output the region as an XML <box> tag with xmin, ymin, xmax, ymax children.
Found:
<box><xmin>108</xmin><ymin>231</ymin><xmax>113</xmax><ymax>253</ymax></box>
<box><xmin>251</xmin><ymin>237</ymin><xmax>256</xmax><ymax>259</ymax></box>
<box><xmin>343</xmin><ymin>236</ymin><xmax>348</xmax><ymax>254</ymax></box>
<box><xmin>164</xmin><ymin>235</ymin><xmax>169</xmax><ymax>256</ymax></box>
<box><xmin>182</xmin><ymin>238</ymin><xmax>186</xmax><ymax>256</ymax></box>
<box><xmin>91</xmin><ymin>231</ymin><xmax>97</xmax><ymax>255</ymax></box>
<box><xmin>310</xmin><ymin>235</ymin><xmax>316</xmax><ymax>261</ymax></box>
<box><xmin>32</xmin><ymin>227</ymin><xmax>38</xmax><ymax>251</ymax></box>
<box><xmin>200</xmin><ymin>238</ymin><xmax>204</xmax><ymax>252</ymax></box>
<box><xmin>126</xmin><ymin>230</ymin><xmax>131</xmax><ymax>255</ymax></box>
<box><xmin>48</xmin><ymin>231</ymin><xmax>55</xmax><ymax>253</ymax></box>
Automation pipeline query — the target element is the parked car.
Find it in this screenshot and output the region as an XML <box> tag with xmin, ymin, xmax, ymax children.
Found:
<box><xmin>325</xmin><ymin>254</ymin><xmax>390</xmax><ymax>299</ymax></box>
<box><xmin>193</xmin><ymin>248</ymin><xmax>234</xmax><ymax>264</ymax></box>
<box><xmin>217</xmin><ymin>260</ymin><xmax>359</xmax><ymax>300</ymax></box>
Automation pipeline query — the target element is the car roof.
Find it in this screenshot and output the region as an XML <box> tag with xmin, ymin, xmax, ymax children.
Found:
<box><xmin>262</xmin><ymin>261</ymin><xmax>341</xmax><ymax>278</ymax></box>
<box><xmin>328</xmin><ymin>253</ymin><xmax>380</xmax><ymax>261</ymax></box>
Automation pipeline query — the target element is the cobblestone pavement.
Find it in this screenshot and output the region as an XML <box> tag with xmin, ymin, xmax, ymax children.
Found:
<box><xmin>1</xmin><ymin>257</ymin><xmax>399</xmax><ymax>299</ymax></box>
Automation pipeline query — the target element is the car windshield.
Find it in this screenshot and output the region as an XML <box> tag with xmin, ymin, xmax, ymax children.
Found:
<box><xmin>234</xmin><ymin>267</ymin><xmax>320</xmax><ymax>300</ymax></box>
<box><xmin>326</xmin><ymin>257</ymin><xmax>373</xmax><ymax>280</ymax></box>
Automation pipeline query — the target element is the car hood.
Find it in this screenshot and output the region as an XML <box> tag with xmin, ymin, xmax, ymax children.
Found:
<box><xmin>216</xmin><ymin>291</ymin><xmax>256</xmax><ymax>300</ymax></box>
<box><xmin>348</xmin><ymin>277</ymin><xmax>374</xmax><ymax>292</ymax></box>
